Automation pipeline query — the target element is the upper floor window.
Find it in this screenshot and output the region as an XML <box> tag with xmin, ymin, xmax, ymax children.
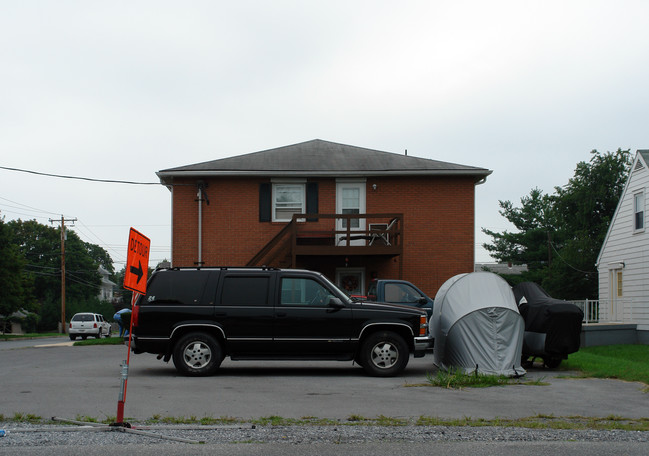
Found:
<box><xmin>259</xmin><ymin>181</ymin><xmax>318</xmax><ymax>223</ymax></box>
<box><xmin>634</xmin><ymin>191</ymin><xmax>644</xmax><ymax>231</ymax></box>
<box><xmin>273</xmin><ymin>184</ymin><xmax>305</xmax><ymax>222</ymax></box>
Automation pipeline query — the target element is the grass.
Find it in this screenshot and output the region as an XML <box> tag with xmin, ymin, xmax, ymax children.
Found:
<box><xmin>561</xmin><ymin>344</ymin><xmax>649</xmax><ymax>386</ymax></box>
<box><xmin>417</xmin><ymin>368</ymin><xmax>548</xmax><ymax>389</ymax></box>
<box><xmin>3</xmin><ymin>413</ymin><xmax>648</xmax><ymax>432</ymax></box>
<box><xmin>0</xmin><ymin>332</ymin><xmax>63</xmax><ymax>341</ymax></box>
<box><xmin>72</xmin><ymin>336</ymin><xmax>125</xmax><ymax>346</ymax></box>
<box><xmin>417</xmin><ymin>345</ymin><xmax>649</xmax><ymax>389</ymax></box>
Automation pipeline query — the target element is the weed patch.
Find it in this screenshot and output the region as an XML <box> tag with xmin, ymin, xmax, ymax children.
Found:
<box><xmin>419</xmin><ymin>368</ymin><xmax>547</xmax><ymax>389</ymax></box>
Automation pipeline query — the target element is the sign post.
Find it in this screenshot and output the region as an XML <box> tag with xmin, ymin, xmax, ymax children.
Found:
<box><xmin>114</xmin><ymin>228</ymin><xmax>151</xmax><ymax>427</ymax></box>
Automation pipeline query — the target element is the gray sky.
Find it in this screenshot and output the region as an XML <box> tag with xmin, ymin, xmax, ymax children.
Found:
<box><xmin>2</xmin><ymin>0</ymin><xmax>648</xmax><ymax>272</ymax></box>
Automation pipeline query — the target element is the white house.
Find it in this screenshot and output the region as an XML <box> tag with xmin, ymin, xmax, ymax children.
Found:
<box><xmin>98</xmin><ymin>266</ymin><xmax>116</xmax><ymax>302</ymax></box>
<box><xmin>596</xmin><ymin>150</ymin><xmax>649</xmax><ymax>344</ymax></box>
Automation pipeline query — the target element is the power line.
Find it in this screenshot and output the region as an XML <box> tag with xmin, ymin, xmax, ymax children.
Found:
<box><xmin>0</xmin><ymin>196</ymin><xmax>62</xmax><ymax>216</ymax></box>
<box><xmin>549</xmin><ymin>240</ymin><xmax>597</xmax><ymax>275</ymax></box>
<box><xmin>0</xmin><ymin>165</ymin><xmax>161</xmax><ymax>185</ymax></box>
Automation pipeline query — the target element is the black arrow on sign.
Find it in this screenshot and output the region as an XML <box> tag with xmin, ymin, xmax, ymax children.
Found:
<box><xmin>130</xmin><ymin>260</ymin><xmax>144</xmax><ymax>284</ymax></box>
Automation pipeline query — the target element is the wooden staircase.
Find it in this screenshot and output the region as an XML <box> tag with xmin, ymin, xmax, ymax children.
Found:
<box><xmin>246</xmin><ymin>220</ymin><xmax>294</xmax><ymax>268</ymax></box>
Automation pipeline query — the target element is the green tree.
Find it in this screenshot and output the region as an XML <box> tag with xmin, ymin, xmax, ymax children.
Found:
<box><xmin>482</xmin><ymin>149</ymin><xmax>632</xmax><ymax>299</ymax></box>
<box><xmin>482</xmin><ymin>188</ymin><xmax>557</xmax><ymax>286</ymax></box>
<box><xmin>6</xmin><ymin>219</ymin><xmax>114</xmax><ymax>330</ymax></box>
<box><xmin>0</xmin><ymin>218</ymin><xmax>26</xmax><ymax>324</ymax></box>
<box><xmin>546</xmin><ymin>149</ymin><xmax>632</xmax><ymax>298</ymax></box>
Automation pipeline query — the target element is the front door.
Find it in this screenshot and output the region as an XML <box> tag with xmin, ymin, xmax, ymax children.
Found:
<box><xmin>336</xmin><ymin>181</ymin><xmax>366</xmax><ymax>245</ymax></box>
<box><xmin>609</xmin><ymin>268</ymin><xmax>624</xmax><ymax>322</ymax></box>
<box><xmin>336</xmin><ymin>268</ymin><xmax>365</xmax><ymax>297</ymax></box>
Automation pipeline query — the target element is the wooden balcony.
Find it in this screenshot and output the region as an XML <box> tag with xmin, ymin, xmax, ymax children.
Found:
<box><xmin>292</xmin><ymin>213</ymin><xmax>403</xmax><ymax>256</ymax></box>
<box><xmin>247</xmin><ymin>213</ymin><xmax>403</xmax><ymax>268</ymax></box>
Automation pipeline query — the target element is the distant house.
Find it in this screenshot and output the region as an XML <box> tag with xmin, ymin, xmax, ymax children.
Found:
<box><xmin>597</xmin><ymin>150</ymin><xmax>649</xmax><ymax>344</ymax></box>
<box><xmin>156</xmin><ymin>139</ymin><xmax>491</xmax><ymax>297</ymax></box>
<box><xmin>98</xmin><ymin>266</ymin><xmax>116</xmax><ymax>301</ymax></box>
<box><xmin>475</xmin><ymin>262</ymin><xmax>528</xmax><ymax>275</ymax></box>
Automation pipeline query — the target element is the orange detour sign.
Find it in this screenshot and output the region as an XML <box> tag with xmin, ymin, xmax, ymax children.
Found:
<box><xmin>115</xmin><ymin>228</ymin><xmax>151</xmax><ymax>426</ymax></box>
<box><xmin>124</xmin><ymin>228</ymin><xmax>151</xmax><ymax>295</ymax></box>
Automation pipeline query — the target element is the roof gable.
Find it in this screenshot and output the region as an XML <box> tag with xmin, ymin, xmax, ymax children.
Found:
<box><xmin>597</xmin><ymin>149</ymin><xmax>649</xmax><ymax>265</ymax></box>
<box><xmin>157</xmin><ymin>139</ymin><xmax>492</xmax><ymax>181</ymax></box>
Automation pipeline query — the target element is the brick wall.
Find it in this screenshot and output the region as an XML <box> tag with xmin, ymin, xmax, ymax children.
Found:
<box><xmin>170</xmin><ymin>175</ymin><xmax>476</xmax><ymax>297</ymax></box>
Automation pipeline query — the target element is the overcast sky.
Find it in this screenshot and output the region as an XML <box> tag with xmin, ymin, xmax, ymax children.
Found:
<box><xmin>2</xmin><ymin>0</ymin><xmax>648</xmax><ymax>271</ymax></box>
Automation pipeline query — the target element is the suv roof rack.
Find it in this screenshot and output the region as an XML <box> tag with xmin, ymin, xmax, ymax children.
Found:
<box><xmin>155</xmin><ymin>266</ymin><xmax>282</xmax><ymax>272</ymax></box>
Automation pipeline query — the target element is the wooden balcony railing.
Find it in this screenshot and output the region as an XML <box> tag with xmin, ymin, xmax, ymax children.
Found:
<box><xmin>248</xmin><ymin>213</ymin><xmax>403</xmax><ymax>267</ymax></box>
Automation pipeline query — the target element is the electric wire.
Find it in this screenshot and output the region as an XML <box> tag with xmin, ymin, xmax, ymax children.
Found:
<box><xmin>0</xmin><ymin>165</ymin><xmax>161</xmax><ymax>185</ymax></box>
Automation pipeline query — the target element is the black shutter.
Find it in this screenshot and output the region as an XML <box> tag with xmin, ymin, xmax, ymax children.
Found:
<box><xmin>306</xmin><ymin>182</ymin><xmax>318</xmax><ymax>222</ymax></box>
<box><xmin>259</xmin><ymin>183</ymin><xmax>271</xmax><ymax>222</ymax></box>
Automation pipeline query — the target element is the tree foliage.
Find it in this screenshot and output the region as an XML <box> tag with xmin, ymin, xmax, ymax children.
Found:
<box><xmin>0</xmin><ymin>218</ymin><xmax>115</xmax><ymax>331</ymax></box>
<box><xmin>482</xmin><ymin>149</ymin><xmax>632</xmax><ymax>299</ymax></box>
<box><xmin>0</xmin><ymin>218</ymin><xmax>26</xmax><ymax>319</ymax></box>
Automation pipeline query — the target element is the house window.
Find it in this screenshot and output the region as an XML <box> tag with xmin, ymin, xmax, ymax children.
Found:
<box><xmin>634</xmin><ymin>191</ymin><xmax>644</xmax><ymax>231</ymax></box>
<box><xmin>616</xmin><ymin>271</ymin><xmax>623</xmax><ymax>297</ymax></box>
<box><xmin>273</xmin><ymin>184</ymin><xmax>305</xmax><ymax>222</ymax></box>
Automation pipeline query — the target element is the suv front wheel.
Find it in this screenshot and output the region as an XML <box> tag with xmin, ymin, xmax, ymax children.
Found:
<box><xmin>172</xmin><ymin>332</ymin><xmax>223</xmax><ymax>376</ymax></box>
<box><xmin>359</xmin><ymin>331</ymin><xmax>408</xmax><ymax>377</ymax></box>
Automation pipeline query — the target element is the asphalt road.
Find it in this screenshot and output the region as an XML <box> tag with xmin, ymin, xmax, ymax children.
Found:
<box><xmin>1</xmin><ymin>336</ymin><xmax>647</xmax><ymax>422</ymax></box>
<box><xmin>1</xmin><ymin>336</ymin><xmax>648</xmax><ymax>455</ymax></box>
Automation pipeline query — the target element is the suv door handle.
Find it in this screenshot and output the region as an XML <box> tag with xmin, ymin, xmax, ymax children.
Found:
<box><xmin>275</xmin><ymin>312</ymin><xmax>287</xmax><ymax>318</ymax></box>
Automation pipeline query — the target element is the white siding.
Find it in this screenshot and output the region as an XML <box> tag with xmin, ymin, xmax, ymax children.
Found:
<box><xmin>598</xmin><ymin>153</ymin><xmax>649</xmax><ymax>331</ymax></box>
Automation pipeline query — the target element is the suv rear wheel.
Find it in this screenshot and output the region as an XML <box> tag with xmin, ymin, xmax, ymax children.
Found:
<box><xmin>359</xmin><ymin>331</ymin><xmax>408</xmax><ymax>377</ymax></box>
<box><xmin>172</xmin><ymin>332</ymin><xmax>223</xmax><ymax>376</ymax></box>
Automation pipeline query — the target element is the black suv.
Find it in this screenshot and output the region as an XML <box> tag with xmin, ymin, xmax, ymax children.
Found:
<box><xmin>130</xmin><ymin>267</ymin><xmax>432</xmax><ymax>377</ymax></box>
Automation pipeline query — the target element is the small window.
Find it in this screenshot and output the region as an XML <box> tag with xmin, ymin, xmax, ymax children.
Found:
<box><xmin>221</xmin><ymin>276</ymin><xmax>270</xmax><ymax>306</ymax></box>
<box><xmin>280</xmin><ymin>277</ymin><xmax>332</xmax><ymax>306</ymax></box>
<box><xmin>273</xmin><ymin>184</ymin><xmax>305</xmax><ymax>222</ymax></box>
<box><xmin>634</xmin><ymin>192</ymin><xmax>644</xmax><ymax>231</ymax></box>
<box><xmin>145</xmin><ymin>271</ymin><xmax>209</xmax><ymax>305</ymax></box>
<box><xmin>616</xmin><ymin>271</ymin><xmax>623</xmax><ymax>297</ymax></box>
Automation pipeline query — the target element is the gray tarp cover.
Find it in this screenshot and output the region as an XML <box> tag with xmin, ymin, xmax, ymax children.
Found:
<box><xmin>432</xmin><ymin>272</ymin><xmax>526</xmax><ymax>377</ymax></box>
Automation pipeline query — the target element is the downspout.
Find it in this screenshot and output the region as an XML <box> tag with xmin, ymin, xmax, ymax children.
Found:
<box><xmin>196</xmin><ymin>181</ymin><xmax>209</xmax><ymax>266</ymax></box>
<box><xmin>197</xmin><ymin>185</ymin><xmax>202</xmax><ymax>265</ymax></box>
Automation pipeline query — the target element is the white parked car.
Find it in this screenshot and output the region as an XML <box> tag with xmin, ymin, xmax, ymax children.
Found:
<box><xmin>69</xmin><ymin>313</ymin><xmax>112</xmax><ymax>340</ymax></box>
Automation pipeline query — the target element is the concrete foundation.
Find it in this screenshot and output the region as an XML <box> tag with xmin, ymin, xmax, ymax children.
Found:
<box><xmin>580</xmin><ymin>323</ymin><xmax>639</xmax><ymax>347</ymax></box>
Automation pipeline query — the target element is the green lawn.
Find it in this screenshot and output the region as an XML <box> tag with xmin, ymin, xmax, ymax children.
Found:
<box><xmin>73</xmin><ymin>336</ymin><xmax>125</xmax><ymax>346</ymax></box>
<box><xmin>0</xmin><ymin>332</ymin><xmax>63</xmax><ymax>340</ymax></box>
<box><xmin>562</xmin><ymin>344</ymin><xmax>649</xmax><ymax>385</ymax></box>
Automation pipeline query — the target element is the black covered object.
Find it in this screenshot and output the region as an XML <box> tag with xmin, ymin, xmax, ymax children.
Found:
<box><xmin>513</xmin><ymin>282</ymin><xmax>583</xmax><ymax>356</ymax></box>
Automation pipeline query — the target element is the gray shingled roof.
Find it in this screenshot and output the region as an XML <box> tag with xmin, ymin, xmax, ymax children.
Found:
<box><xmin>157</xmin><ymin>139</ymin><xmax>492</xmax><ymax>182</ymax></box>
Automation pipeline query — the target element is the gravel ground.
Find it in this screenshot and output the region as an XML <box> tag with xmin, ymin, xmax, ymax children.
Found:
<box><xmin>0</xmin><ymin>423</ymin><xmax>648</xmax><ymax>447</ymax></box>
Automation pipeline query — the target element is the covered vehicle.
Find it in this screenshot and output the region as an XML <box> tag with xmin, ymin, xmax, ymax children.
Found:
<box><xmin>432</xmin><ymin>272</ymin><xmax>525</xmax><ymax>377</ymax></box>
<box><xmin>513</xmin><ymin>282</ymin><xmax>583</xmax><ymax>368</ymax></box>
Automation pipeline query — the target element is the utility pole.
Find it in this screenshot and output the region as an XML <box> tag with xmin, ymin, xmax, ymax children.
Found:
<box><xmin>50</xmin><ymin>216</ymin><xmax>77</xmax><ymax>334</ymax></box>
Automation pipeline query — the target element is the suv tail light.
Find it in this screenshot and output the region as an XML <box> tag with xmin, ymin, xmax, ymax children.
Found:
<box><xmin>68</xmin><ymin>322</ymin><xmax>72</xmax><ymax>329</ymax></box>
<box><xmin>132</xmin><ymin>304</ymin><xmax>139</xmax><ymax>328</ymax></box>
<box><xmin>93</xmin><ymin>322</ymin><xmax>98</xmax><ymax>328</ymax></box>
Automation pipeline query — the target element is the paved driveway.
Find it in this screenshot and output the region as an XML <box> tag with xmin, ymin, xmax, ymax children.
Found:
<box><xmin>1</xmin><ymin>338</ymin><xmax>647</xmax><ymax>421</ymax></box>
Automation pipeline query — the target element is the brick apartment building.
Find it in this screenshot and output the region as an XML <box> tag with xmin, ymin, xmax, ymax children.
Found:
<box><xmin>156</xmin><ymin>139</ymin><xmax>491</xmax><ymax>297</ymax></box>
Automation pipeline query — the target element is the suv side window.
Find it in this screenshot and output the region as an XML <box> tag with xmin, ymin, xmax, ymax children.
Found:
<box><xmin>220</xmin><ymin>276</ymin><xmax>270</xmax><ymax>306</ymax></box>
<box><xmin>280</xmin><ymin>277</ymin><xmax>333</xmax><ymax>307</ymax></box>
<box><xmin>145</xmin><ymin>271</ymin><xmax>209</xmax><ymax>305</ymax></box>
